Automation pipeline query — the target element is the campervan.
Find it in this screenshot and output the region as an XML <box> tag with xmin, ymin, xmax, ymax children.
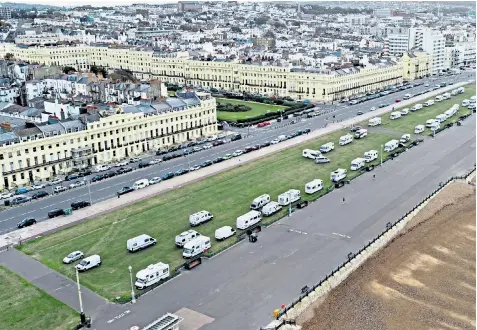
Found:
<box><xmin>426</xmin><ymin>119</ymin><xmax>439</xmax><ymax>128</ymax></box>
<box><xmin>462</xmin><ymin>99</ymin><xmax>470</xmax><ymax>107</ymax></box>
<box><xmin>390</xmin><ymin>112</ymin><xmax>401</xmax><ymax>120</ymax></box>
<box><xmin>451</xmin><ymin>89</ymin><xmax>458</xmax><ymax>96</ymax></box>
<box><xmin>189</xmin><ymin>211</ymin><xmax>213</xmax><ymax>226</ymax></box>
<box><xmin>302</xmin><ymin>149</ymin><xmax>321</xmax><ymax>160</ymax></box>
<box><xmin>127</xmin><ymin>234</ymin><xmax>157</xmax><ymax>252</ymax></box>
<box><xmin>384</xmin><ymin>140</ymin><xmax>399</xmax><ymax>152</ymax></box>
<box><xmin>236</xmin><ymin>210</ymin><xmax>262</xmax><ymax>230</ymax></box>
<box><xmin>354</xmin><ymin>129</ymin><xmax>368</xmax><ymax>139</ymax></box>
<box><xmin>400</xmin><ymin>108</ymin><xmax>409</xmax><ymax>116</ymax></box>
<box><xmin>364</xmin><ymin>150</ymin><xmax>378</xmax><ymax>163</ymax></box>
<box><xmin>75</xmin><ymin>255</ymin><xmax>101</xmax><ymax>272</ymax></box>
<box><xmin>250</xmin><ymin>194</ymin><xmax>270</xmax><ymax>210</ymax></box>
<box><xmin>261</xmin><ymin>201</ymin><xmax>282</xmax><ymax>216</ymax></box>
<box><xmin>368</xmin><ymin>117</ymin><xmax>381</xmax><ymax>126</ymax></box>
<box><xmin>430</xmin><ymin>121</ymin><xmax>440</xmax><ymax>131</ymax></box>
<box><xmin>414</xmin><ymin>125</ymin><xmax>425</xmax><ymax>134</ymax></box>
<box><xmin>175</xmin><ymin>230</ymin><xmax>200</xmax><ymax>247</ymax></box>
<box><xmin>424</xmin><ymin>99</ymin><xmax>435</xmax><ymax>107</ymax></box>
<box><xmin>330</xmin><ymin>168</ymin><xmax>347</xmax><ymax>182</ymax></box>
<box><xmin>215</xmin><ymin>226</ymin><xmax>236</xmax><ymax>241</ymax></box>
<box><xmin>182</xmin><ymin>236</ymin><xmax>211</xmax><ymax>258</ymax></box>
<box><xmin>435</xmin><ymin>114</ymin><xmax>447</xmax><ymax>123</ymax></box>
<box><xmin>135</xmin><ymin>262</ymin><xmax>170</xmax><ymax>289</ymax></box>
<box><xmin>320</xmin><ymin>142</ymin><xmax>335</xmax><ymax>153</ymax></box>
<box><xmin>457</xmin><ymin>87</ymin><xmax>465</xmax><ymax>94</ymax></box>
<box><xmin>350</xmin><ymin>158</ymin><xmax>365</xmax><ymax>171</ymax></box>
<box><xmin>411</xmin><ymin>104</ymin><xmax>423</xmax><ymax>111</ymax></box>
<box><xmin>435</xmin><ymin>95</ymin><xmax>444</xmax><ymax>102</ymax></box>
<box><xmin>278</xmin><ymin>189</ymin><xmax>301</xmax><ymax>206</ymax></box>
<box><xmin>339</xmin><ymin>134</ymin><xmax>353</xmax><ymax>146</ymax></box>
<box><xmin>305</xmin><ymin>179</ymin><xmax>324</xmax><ymax>194</ymax></box>
<box><xmin>442</xmin><ymin>93</ymin><xmax>451</xmax><ymax>100</ymax></box>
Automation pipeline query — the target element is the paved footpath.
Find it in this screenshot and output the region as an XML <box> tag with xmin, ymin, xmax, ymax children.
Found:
<box><xmin>0</xmin><ymin>248</ymin><xmax>121</xmax><ymax>319</ymax></box>
<box><xmin>0</xmin><ymin>80</ymin><xmax>471</xmax><ymax>251</ymax></box>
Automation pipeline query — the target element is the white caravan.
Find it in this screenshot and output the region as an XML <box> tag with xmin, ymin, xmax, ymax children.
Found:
<box><xmin>424</xmin><ymin>99</ymin><xmax>435</xmax><ymax>107</ymax></box>
<box><xmin>135</xmin><ymin>262</ymin><xmax>170</xmax><ymax>289</ymax></box>
<box><xmin>215</xmin><ymin>226</ymin><xmax>236</xmax><ymax>241</ymax></box>
<box><xmin>278</xmin><ymin>189</ymin><xmax>301</xmax><ymax>206</ymax></box>
<box><xmin>368</xmin><ymin>117</ymin><xmax>382</xmax><ymax>126</ymax></box>
<box><xmin>462</xmin><ymin>99</ymin><xmax>470</xmax><ymax>107</ymax></box>
<box><xmin>182</xmin><ymin>236</ymin><xmax>211</xmax><ymax>258</ymax></box>
<box><xmin>384</xmin><ymin>140</ymin><xmax>399</xmax><ymax>152</ymax></box>
<box><xmin>127</xmin><ymin>234</ymin><xmax>157</xmax><ymax>252</ymax></box>
<box><xmin>414</xmin><ymin>125</ymin><xmax>425</xmax><ymax>134</ymax></box>
<box><xmin>320</xmin><ymin>142</ymin><xmax>335</xmax><ymax>153</ymax></box>
<box><xmin>236</xmin><ymin>210</ymin><xmax>262</xmax><ymax>230</ymax></box>
<box><xmin>302</xmin><ymin>149</ymin><xmax>321</xmax><ymax>160</ymax></box>
<box><xmin>305</xmin><ymin>179</ymin><xmax>324</xmax><ymax>194</ymax></box>
<box><xmin>189</xmin><ymin>211</ymin><xmax>213</xmax><ymax>226</ymax></box>
<box><xmin>350</xmin><ymin>158</ymin><xmax>366</xmax><ymax>171</ymax></box>
<box><xmin>426</xmin><ymin>119</ymin><xmax>439</xmax><ymax>127</ymax></box>
<box><xmin>175</xmin><ymin>229</ymin><xmax>200</xmax><ymax>247</ymax></box>
<box><xmin>339</xmin><ymin>134</ymin><xmax>353</xmax><ymax>146</ymax></box>
<box><xmin>390</xmin><ymin>112</ymin><xmax>401</xmax><ymax>120</ymax></box>
<box><xmin>261</xmin><ymin>201</ymin><xmax>282</xmax><ymax>216</ymax></box>
<box><xmin>411</xmin><ymin>104</ymin><xmax>423</xmax><ymax>111</ymax></box>
<box><xmin>250</xmin><ymin>194</ymin><xmax>270</xmax><ymax>210</ymax></box>
<box><xmin>435</xmin><ymin>114</ymin><xmax>447</xmax><ymax>123</ymax></box>
<box><xmin>364</xmin><ymin>150</ymin><xmax>378</xmax><ymax>163</ymax></box>
<box><xmin>354</xmin><ymin>129</ymin><xmax>368</xmax><ymax>139</ymax></box>
<box><xmin>330</xmin><ymin>168</ymin><xmax>347</xmax><ymax>182</ymax></box>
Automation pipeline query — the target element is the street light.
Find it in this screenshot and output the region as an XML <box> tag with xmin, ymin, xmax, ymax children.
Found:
<box><xmin>288</xmin><ymin>192</ymin><xmax>292</xmax><ymax>217</ymax></box>
<box><xmin>87</xmin><ymin>179</ymin><xmax>93</xmax><ymax>205</ymax></box>
<box><xmin>128</xmin><ymin>265</ymin><xmax>136</xmax><ymax>304</ymax></box>
<box><xmin>380</xmin><ymin>144</ymin><xmax>383</xmax><ymax>166</ymax></box>
<box><xmin>75</xmin><ymin>267</ymin><xmax>86</xmax><ymax>324</ymax></box>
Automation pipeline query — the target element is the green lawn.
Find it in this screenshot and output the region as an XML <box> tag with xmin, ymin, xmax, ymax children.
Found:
<box><xmin>19</xmin><ymin>129</ymin><xmax>395</xmax><ymax>301</ymax></box>
<box><xmin>216</xmin><ymin>98</ymin><xmax>286</xmax><ymax>122</ymax></box>
<box><xmin>0</xmin><ymin>266</ymin><xmax>78</xmax><ymax>330</ymax></box>
<box><xmin>378</xmin><ymin>84</ymin><xmax>476</xmax><ymax>135</ymax></box>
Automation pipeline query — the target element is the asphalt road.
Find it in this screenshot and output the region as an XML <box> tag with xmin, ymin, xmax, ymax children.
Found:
<box><xmin>87</xmin><ymin>104</ymin><xmax>476</xmax><ymax>330</ymax></box>
<box><xmin>0</xmin><ymin>72</ymin><xmax>473</xmax><ymax>233</ymax></box>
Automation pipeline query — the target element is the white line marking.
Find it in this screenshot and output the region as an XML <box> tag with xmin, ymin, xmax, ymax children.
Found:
<box><xmin>332</xmin><ymin>232</ymin><xmax>351</xmax><ymax>239</ymax></box>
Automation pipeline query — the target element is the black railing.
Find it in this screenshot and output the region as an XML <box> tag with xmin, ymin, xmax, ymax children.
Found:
<box><xmin>2</xmin><ymin>157</ymin><xmax>73</xmax><ymax>175</ymax></box>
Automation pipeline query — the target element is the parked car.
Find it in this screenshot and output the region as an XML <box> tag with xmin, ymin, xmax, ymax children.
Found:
<box><xmin>54</xmin><ymin>186</ymin><xmax>68</xmax><ymax>193</ymax></box>
<box><xmin>71</xmin><ymin>200</ymin><xmax>91</xmax><ymax>210</ymax></box>
<box><xmin>148</xmin><ymin>158</ymin><xmax>162</xmax><ymax>165</ymax></box>
<box><xmin>117</xmin><ymin>187</ymin><xmax>134</xmax><ymax>196</ymax></box>
<box><xmin>201</xmin><ymin>160</ymin><xmax>212</xmax><ymax>167</ymax></box>
<box><xmin>189</xmin><ymin>165</ymin><xmax>201</xmax><ymax>171</ymax></box>
<box><xmin>193</xmin><ymin>146</ymin><xmax>203</xmax><ymax>152</ymax></box>
<box><xmin>213</xmin><ymin>157</ymin><xmax>225</xmax><ymax>164</ymax></box>
<box><xmin>32</xmin><ymin>191</ymin><xmax>49</xmax><ymax>199</ymax></box>
<box><xmin>370</xmin><ymin>107</ymin><xmax>377</xmax><ymax>111</ymax></box>
<box><xmin>78</xmin><ymin>169</ymin><xmax>92</xmax><ymax>177</ymax></box>
<box><xmin>65</xmin><ymin>173</ymin><xmax>80</xmax><ymax>181</ymax></box>
<box><xmin>91</xmin><ymin>175</ymin><xmax>104</xmax><ymax>182</ymax></box>
<box><xmin>138</xmin><ymin>162</ymin><xmax>152</xmax><ymax>169</ymax></box>
<box><xmin>270</xmin><ymin>139</ymin><xmax>280</xmax><ymax>145</ymax></box>
<box><xmin>257</xmin><ymin>121</ymin><xmax>270</xmax><ymax>127</ymax></box>
<box><xmin>213</xmin><ymin>140</ymin><xmax>225</xmax><ymax>146</ymax></box>
<box><xmin>49</xmin><ymin>178</ymin><xmax>63</xmax><ymax>185</ymax></box>
<box><xmin>69</xmin><ymin>181</ymin><xmax>86</xmax><ymax>189</ymax></box>
<box><xmin>395</xmin><ymin>99</ymin><xmax>401</xmax><ymax>103</ymax></box>
<box><xmin>161</xmin><ymin>172</ymin><xmax>175</xmax><ymax>180</ymax></box>
<box><xmin>63</xmin><ymin>251</ymin><xmax>84</xmax><ymax>264</ymax></box>
<box><xmin>230</xmin><ymin>134</ymin><xmax>242</xmax><ymax>141</ymax></box>
<box><xmin>32</xmin><ymin>183</ymin><xmax>47</xmax><ymax>190</ymax></box>
<box><xmin>203</xmin><ymin>143</ymin><xmax>213</xmax><ymax>150</ymax></box>
<box><xmin>356</xmin><ymin>111</ymin><xmax>364</xmax><ymax>115</ymax></box>
<box><xmin>11</xmin><ymin>196</ymin><xmax>32</xmax><ymax>205</ymax></box>
<box><xmin>149</xmin><ymin>177</ymin><xmax>162</xmax><ymax>185</ymax></box>
<box><xmin>315</xmin><ymin>156</ymin><xmax>331</xmax><ymax>164</ymax></box>
<box><xmin>350</xmin><ymin>126</ymin><xmax>363</xmax><ymax>132</ymax></box>
<box><xmin>175</xmin><ymin>168</ymin><xmax>189</xmax><ymax>176</ymax></box>
<box><xmin>0</xmin><ymin>191</ymin><xmax>13</xmax><ymax>200</ymax></box>
<box><xmin>223</xmin><ymin>154</ymin><xmax>233</xmax><ymax>160</ymax></box>
<box><xmin>130</xmin><ymin>157</ymin><xmax>141</xmax><ymax>163</ymax></box>
<box><xmin>17</xmin><ymin>218</ymin><xmax>36</xmax><ymax>228</ymax></box>
<box><xmin>48</xmin><ymin>208</ymin><xmax>65</xmax><ymax>218</ymax></box>
<box><xmin>115</xmin><ymin>160</ymin><xmax>129</xmax><ymax>167</ymax></box>
<box><xmin>232</xmin><ymin>150</ymin><xmax>243</xmax><ymax>157</ymax></box>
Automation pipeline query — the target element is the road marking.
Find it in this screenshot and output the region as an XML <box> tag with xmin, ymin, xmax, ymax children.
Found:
<box><xmin>288</xmin><ymin>228</ymin><xmax>307</xmax><ymax>235</ymax></box>
<box><xmin>52</xmin><ymin>283</ymin><xmax>72</xmax><ymax>292</ymax></box>
<box><xmin>107</xmin><ymin>310</ymin><xmax>131</xmax><ymax>324</ymax></box>
<box><xmin>332</xmin><ymin>232</ymin><xmax>351</xmax><ymax>239</ymax></box>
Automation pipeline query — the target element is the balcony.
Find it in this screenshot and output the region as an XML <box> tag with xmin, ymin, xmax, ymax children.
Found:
<box><xmin>2</xmin><ymin>156</ymin><xmax>73</xmax><ymax>175</ymax></box>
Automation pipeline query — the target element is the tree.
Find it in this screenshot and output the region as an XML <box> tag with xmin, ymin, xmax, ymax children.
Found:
<box><xmin>4</xmin><ymin>53</ymin><xmax>14</xmax><ymax>60</ymax></box>
<box><xmin>63</xmin><ymin>66</ymin><xmax>76</xmax><ymax>74</ymax></box>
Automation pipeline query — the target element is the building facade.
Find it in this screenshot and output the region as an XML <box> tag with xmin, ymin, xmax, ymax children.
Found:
<box><xmin>409</xmin><ymin>28</ymin><xmax>445</xmax><ymax>74</ymax></box>
<box><xmin>401</xmin><ymin>51</ymin><xmax>431</xmax><ymax>80</ymax></box>
<box><xmin>384</xmin><ymin>34</ymin><xmax>409</xmax><ymax>56</ymax></box>
<box><xmin>0</xmin><ymin>6</ymin><xmax>12</xmax><ymax>20</ymax></box>
<box><xmin>0</xmin><ymin>92</ymin><xmax>217</xmax><ymax>190</ymax></box>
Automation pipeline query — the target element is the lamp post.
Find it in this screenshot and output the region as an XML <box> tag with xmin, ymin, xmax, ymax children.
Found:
<box><xmin>128</xmin><ymin>265</ymin><xmax>136</xmax><ymax>304</ymax></box>
<box><xmin>380</xmin><ymin>144</ymin><xmax>383</xmax><ymax>166</ymax></box>
<box><xmin>288</xmin><ymin>192</ymin><xmax>292</xmax><ymax>217</ymax></box>
<box><xmin>75</xmin><ymin>267</ymin><xmax>86</xmax><ymax>324</ymax></box>
<box><xmin>87</xmin><ymin>180</ymin><xmax>93</xmax><ymax>205</ymax></box>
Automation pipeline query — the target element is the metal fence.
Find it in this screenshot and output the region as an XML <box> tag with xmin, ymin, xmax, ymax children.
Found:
<box><xmin>261</xmin><ymin>166</ymin><xmax>476</xmax><ymax>330</ymax></box>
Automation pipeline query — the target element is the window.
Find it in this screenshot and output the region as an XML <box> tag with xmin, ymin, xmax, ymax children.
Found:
<box><xmin>8</xmin><ymin>152</ymin><xmax>12</xmax><ymax>158</ymax></box>
<box><xmin>25</xmin><ymin>149</ymin><xmax>29</xmax><ymax>154</ymax></box>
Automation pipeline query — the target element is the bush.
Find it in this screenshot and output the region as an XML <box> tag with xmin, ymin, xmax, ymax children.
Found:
<box><xmin>217</xmin><ymin>102</ymin><xmax>251</xmax><ymax>112</ymax></box>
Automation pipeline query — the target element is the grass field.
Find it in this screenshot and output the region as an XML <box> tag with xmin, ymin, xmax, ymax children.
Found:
<box><xmin>216</xmin><ymin>98</ymin><xmax>286</xmax><ymax>122</ymax></box>
<box><xmin>0</xmin><ymin>266</ymin><xmax>78</xmax><ymax>330</ymax></box>
<box><xmin>378</xmin><ymin>84</ymin><xmax>476</xmax><ymax>135</ymax></box>
<box><xmin>19</xmin><ymin>129</ymin><xmax>395</xmax><ymax>301</ymax></box>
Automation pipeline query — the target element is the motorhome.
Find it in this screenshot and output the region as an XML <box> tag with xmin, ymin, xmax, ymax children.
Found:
<box><xmin>350</xmin><ymin>158</ymin><xmax>366</xmax><ymax>171</ymax></box>
<box><xmin>414</xmin><ymin>125</ymin><xmax>425</xmax><ymax>134</ymax></box>
<box><xmin>451</xmin><ymin>89</ymin><xmax>459</xmax><ymax>96</ymax></box>
<box><xmin>278</xmin><ymin>189</ymin><xmax>301</xmax><ymax>206</ymax></box>
<box><xmin>175</xmin><ymin>230</ymin><xmax>200</xmax><ymax>247</ymax></box>
<box><xmin>182</xmin><ymin>236</ymin><xmax>211</xmax><ymax>258</ymax></box>
<box><xmin>435</xmin><ymin>114</ymin><xmax>447</xmax><ymax>123</ymax></box>
<box><xmin>364</xmin><ymin>150</ymin><xmax>378</xmax><ymax>163</ymax></box>
<box><xmin>442</xmin><ymin>92</ymin><xmax>451</xmax><ymax>100</ymax></box>
<box><xmin>75</xmin><ymin>255</ymin><xmax>101</xmax><ymax>272</ymax></box>
<box><xmin>189</xmin><ymin>211</ymin><xmax>213</xmax><ymax>226</ymax></box>
<box><xmin>354</xmin><ymin>129</ymin><xmax>368</xmax><ymax>139</ymax></box>
<box><xmin>135</xmin><ymin>262</ymin><xmax>170</xmax><ymax>289</ymax></box>
<box><xmin>368</xmin><ymin>117</ymin><xmax>382</xmax><ymax>126</ymax></box>
<box><xmin>339</xmin><ymin>134</ymin><xmax>353</xmax><ymax>146</ymax></box>
<box><xmin>320</xmin><ymin>142</ymin><xmax>335</xmax><ymax>153</ymax></box>
<box><xmin>250</xmin><ymin>194</ymin><xmax>270</xmax><ymax>210</ymax></box>
<box><xmin>302</xmin><ymin>149</ymin><xmax>321</xmax><ymax>160</ymax></box>
<box><xmin>236</xmin><ymin>210</ymin><xmax>262</xmax><ymax>230</ymax></box>
<box><xmin>215</xmin><ymin>226</ymin><xmax>236</xmax><ymax>241</ymax></box>
<box><xmin>457</xmin><ymin>87</ymin><xmax>465</xmax><ymax>94</ymax></box>
<box><xmin>426</xmin><ymin>119</ymin><xmax>439</xmax><ymax>127</ymax></box>
<box><xmin>430</xmin><ymin>121</ymin><xmax>441</xmax><ymax>131</ymax></box>
<box><xmin>330</xmin><ymin>168</ymin><xmax>347</xmax><ymax>182</ymax></box>
<box><xmin>127</xmin><ymin>234</ymin><xmax>157</xmax><ymax>252</ymax></box>
<box><xmin>305</xmin><ymin>179</ymin><xmax>324</xmax><ymax>194</ymax></box>
<box><xmin>435</xmin><ymin>95</ymin><xmax>444</xmax><ymax>102</ymax></box>
<box><xmin>411</xmin><ymin>104</ymin><xmax>423</xmax><ymax>111</ymax></box>
<box><xmin>261</xmin><ymin>201</ymin><xmax>282</xmax><ymax>216</ymax></box>
<box><xmin>470</xmin><ymin>96</ymin><xmax>476</xmax><ymax>104</ymax></box>
<box><xmin>462</xmin><ymin>99</ymin><xmax>470</xmax><ymax>107</ymax></box>
<box><xmin>390</xmin><ymin>112</ymin><xmax>401</xmax><ymax>120</ymax></box>
<box><xmin>400</xmin><ymin>108</ymin><xmax>409</xmax><ymax>116</ymax></box>
<box><xmin>132</xmin><ymin>179</ymin><xmax>149</xmax><ymax>190</ymax></box>
<box><xmin>384</xmin><ymin>140</ymin><xmax>399</xmax><ymax>152</ymax></box>
<box><xmin>424</xmin><ymin>99</ymin><xmax>435</xmax><ymax>107</ymax></box>
<box><xmin>444</xmin><ymin>109</ymin><xmax>454</xmax><ymax>119</ymax></box>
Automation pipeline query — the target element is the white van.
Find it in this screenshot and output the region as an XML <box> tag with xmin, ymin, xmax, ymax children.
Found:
<box><xmin>414</xmin><ymin>125</ymin><xmax>425</xmax><ymax>134</ymax></box>
<box><xmin>320</xmin><ymin>142</ymin><xmax>335</xmax><ymax>153</ymax></box>
<box><xmin>261</xmin><ymin>201</ymin><xmax>282</xmax><ymax>216</ymax></box>
<box><xmin>411</xmin><ymin>103</ymin><xmax>423</xmax><ymax>111</ymax></box>
<box><xmin>175</xmin><ymin>229</ymin><xmax>200</xmax><ymax>247</ymax></box>
<box><xmin>426</xmin><ymin>119</ymin><xmax>438</xmax><ymax>127</ymax></box>
<box><xmin>127</xmin><ymin>234</ymin><xmax>157</xmax><ymax>252</ymax></box>
<box><xmin>368</xmin><ymin>117</ymin><xmax>381</xmax><ymax>126</ymax></box>
<box><xmin>400</xmin><ymin>108</ymin><xmax>409</xmax><ymax>116</ymax></box>
<box><xmin>442</xmin><ymin>93</ymin><xmax>451</xmax><ymax>100</ymax></box>
<box><xmin>250</xmin><ymin>194</ymin><xmax>270</xmax><ymax>210</ymax></box>
<box><xmin>462</xmin><ymin>99</ymin><xmax>470</xmax><ymax>107</ymax></box>
<box><xmin>133</xmin><ymin>179</ymin><xmax>149</xmax><ymax>190</ymax></box>
<box><xmin>444</xmin><ymin>109</ymin><xmax>454</xmax><ymax>119</ymax></box>
<box><xmin>215</xmin><ymin>226</ymin><xmax>236</xmax><ymax>241</ymax></box>
<box><xmin>457</xmin><ymin>87</ymin><xmax>465</xmax><ymax>94</ymax></box>
<box><xmin>135</xmin><ymin>262</ymin><xmax>170</xmax><ymax>289</ymax></box>
<box><xmin>94</xmin><ymin>164</ymin><xmax>110</xmax><ymax>172</ymax></box>
<box><xmin>302</xmin><ymin>149</ymin><xmax>321</xmax><ymax>160</ymax></box>
<box><xmin>339</xmin><ymin>134</ymin><xmax>353</xmax><ymax>146</ymax></box>
<box><xmin>76</xmin><ymin>255</ymin><xmax>101</xmax><ymax>272</ymax></box>
<box><xmin>435</xmin><ymin>95</ymin><xmax>444</xmax><ymax>102</ymax></box>
<box><xmin>403</xmin><ymin>93</ymin><xmax>412</xmax><ymax>100</ymax></box>
<box><xmin>330</xmin><ymin>168</ymin><xmax>347</xmax><ymax>182</ymax></box>
<box><xmin>350</xmin><ymin>158</ymin><xmax>365</xmax><ymax>171</ymax></box>
<box><xmin>305</xmin><ymin>179</ymin><xmax>323</xmax><ymax>194</ymax></box>
<box><xmin>424</xmin><ymin>99</ymin><xmax>435</xmax><ymax>107</ymax></box>
<box><xmin>182</xmin><ymin>236</ymin><xmax>211</xmax><ymax>258</ymax></box>
<box><xmin>354</xmin><ymin>129</ymin><xmax>368</xmax><ymax>139</ymax></box>
<box><xmin>236</xmin><ymin>210</ymin><xmax>262</xmax><ymax>230</ymax></box>
<box><xmin>189</xmin><ymin>211</ymin><xmax>213</xmax><ymax>226</ymax></box>
<box><xmin>384</xmin><ymin>140</ymin><xmax>399</xmax><ymax>152</ymax></box>
<box><xmin>430</xmin><ymin>121</ymin><xmax>440</xmax><ymax>131</ymax></box>
<box><xmin>278</xmin><ymin>189</ymin><xmax>301</xmax><ymax>206</ymax></box>
<box><xmin>451</xmin><ymin>89</ymin><xmax>458</xmax><ymax>96</ymax></box>
<box><xmin>390</xmin><ymin>112</ymin><xmax>401</xmax><ymax>120</ymax></box>
<box><xmin>435</xmin><ymin>114</ymin><xmax>447</xmax><ymax>123</ymax></box>
<box><xmin>278</xmin><ymin>135</ymin><xmax>287</xmax><ymax>141</ymax></box>
<box><xmin>364</xmin><ymin>150</ymin><xmax>378</xmax><ymax>163</ymax></box>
